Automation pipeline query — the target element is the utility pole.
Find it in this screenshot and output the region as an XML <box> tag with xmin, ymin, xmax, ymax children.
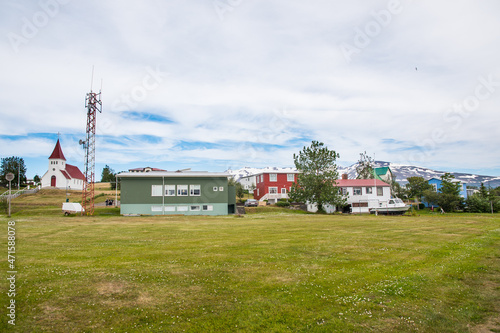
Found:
<box><xmin>81</xmin><ymin>70</ymin><xmax>102</xmax><ymax>216</ymax></box>
<box><xmin>115</xmin><ymin>174</ymin><xmax>118</xmax><ymax>207</ymax></box>
<box><xmin>6</xmin><ymin>173</ymin><xmax>14</xmax><ymax>217</ymax></box>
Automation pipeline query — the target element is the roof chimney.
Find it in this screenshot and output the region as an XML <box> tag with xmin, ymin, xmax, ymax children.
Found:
<box><xmin>342</xmin><ymin>174</ymin><xmax>348</xmax><ymax>180</ymax></box>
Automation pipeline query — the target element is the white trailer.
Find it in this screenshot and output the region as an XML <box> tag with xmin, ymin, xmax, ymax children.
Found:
<box><xmin>62</xmin><ymin>202</ymin><xmax>84</xmax><ymax>215</ymax></box>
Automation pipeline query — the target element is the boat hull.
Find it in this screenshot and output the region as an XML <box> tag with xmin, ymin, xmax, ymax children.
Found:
<box><xmin>369</xmin><ymin>206</ymin><xmax>410</xmax><ymax>215</ymax></box>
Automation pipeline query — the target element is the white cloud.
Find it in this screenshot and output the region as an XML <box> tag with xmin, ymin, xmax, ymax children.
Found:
<box><xmin>1</xmin><ymin>0</ymin><xmax>499</xmax><ymax>177</ymax></box>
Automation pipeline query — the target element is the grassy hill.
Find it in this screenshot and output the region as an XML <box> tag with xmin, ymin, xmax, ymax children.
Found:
<box><xmin>5</xmin><ymin>183</ymin><xmax>119</xmax><ymax>216</ymax></box>
<box><xmin>0</xmin><ymin>191</ymin><xmax>499</xmax><ymax>332</ymax></box>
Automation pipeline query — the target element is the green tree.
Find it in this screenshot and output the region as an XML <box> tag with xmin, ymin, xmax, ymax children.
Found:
<box><xmin>466</xmin><ymin>183</ymin><xmax>499</xmax><ymax>213</ymax></box>
<box><xmin>491</xmin><ymin>186</ymin><xmax>500</xmax><ymax>197</ymax></box>
<box><xmin>392</xmin><ymin>181</ymin><xmax>407</xmax><ymax>199</ymax></box>
<box><xmin>465</xmin><ymin>194</ymin><xmax>491</xmax><ymax>213</ymax></box>
<box><xmin>356</xmin><ymin>151</ymin><xmax>374</xmax><ymax>179</ymax></box>
<box><xmin>33</xmin><ymin>175</ymin><xmax>41</xmax><ymax>184</ymax></box>
<box><xmin>1</xmin><ymin>156</ymin><xmax>27</xmax><ymax>187</ymax></box>
<box><xmin>478</xmin><ymin>183</ymin><xmax>489</xmax><ymax>199</ymax></box>
<box><xmin>406</xmin><ymin>176</ymin><xmax>433</xmax><ymax>202</ymax></box>
<box><xmin>423</xmin><ymin>189</ymin><xmax>440</xmax><ymax>208</ymax></box>
<box><xmin>289</xmin><ymin>141</ymin><xmax>346</xmax><ymax>213</ymax></box>
<box><xmin>235</xmin><ymin>182</ymin><xmax>244</xmax><ymax>203</ymax></box>
<box><xmin>101</xmin><ymin>165</ymin><xmax>115</xmax><ymax>182</ymax></box>
<box><xmin>437</xmin><ymin>173</ymin><xmax>464</xmax><ymax>212</ymax></box>
<box><xmin>478</xmin><ymin>182</ymin><xmax>496</xmax><ymax>201</ymax></box>
<box><xmin>439</xmin><ymin>173</ymin><xmax>461</xmax><ymax>196</ymax></box>
<box><xmin>101</xmin><ymin>165</ymin><xmax>117</xmax><ymax>189</ymax></box>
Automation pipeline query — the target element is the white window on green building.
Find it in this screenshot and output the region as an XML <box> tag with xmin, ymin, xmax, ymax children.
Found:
<box><xmin>177</xmin><ymin>185</ymin><xmax>188</xmax><ymax>196</ymax></box>
<box><xmin>165</xmin><ymin>185</ymin><xmax>176</xmax><ymax>196</ymax></box>
<box><xmin>151</xmin><ymin>185</ymin><xmax>163</xmax><ymax>197</ymax></box>
<box><xmin>151</xmin><ymin>205</ymin><xmax>163</xmax><ymax>212</ymax></box>
<box><xmin>190</xmin><ymin>185</ymin><xmax>201</xmax><ymax>196</ymax></box>
<box><xmin>203</xmin><ymin>205</ymin><xmax>213</xmax><ymax>211</ymax></box>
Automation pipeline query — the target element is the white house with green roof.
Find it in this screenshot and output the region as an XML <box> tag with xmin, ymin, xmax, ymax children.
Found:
<box><xmin>373</xmin><ymin>167</ymin><xmax>393</xmax><ymax>184</ymax></box>
<box><xmin>117</xmin><ymin>170</ymin><xmax>235</xmax><ymax>215</ymax></box>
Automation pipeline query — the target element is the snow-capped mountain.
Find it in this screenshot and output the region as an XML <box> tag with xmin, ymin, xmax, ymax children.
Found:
<box><xmin>226</xmin><ymin>166</ymin><xmax>298</xmax><ymax>181</ymax></box>
<box><xmin>359</xmin><ymin>162</ymin><xmax>500</xmax><ymax>188</ymax></box>
<box><xmin>226</xmin><ymin>162</ymin><xmax>500</xmax><ymax>188</ymax></box>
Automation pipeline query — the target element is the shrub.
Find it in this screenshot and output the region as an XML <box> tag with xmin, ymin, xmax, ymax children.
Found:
<box><xmin>466</xmin><ymin>194</ymin><xmax>500</xmax><ymax>213</ymax></box>
<box><xmin>275</xmin><ymin>200</ymin><xmax>290</xmax><ymax>207</ymax></box>
<box><xmin>466</xmin><ymin>195</ymin><xmax>491</xmax><ymax>213</ymax></box>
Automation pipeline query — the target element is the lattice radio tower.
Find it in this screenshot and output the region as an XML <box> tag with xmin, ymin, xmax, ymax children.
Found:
<box><xmin>81</xmin><ymin>76</ymin><xmax>102</xmax><ymax>216</ymax></box>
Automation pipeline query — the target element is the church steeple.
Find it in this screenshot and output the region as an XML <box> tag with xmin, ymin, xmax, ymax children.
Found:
<box><xmin>48</xmin><ymin>139</ymin><xmax>66</xmax><ymax>161</ymax></box>
<box><xmin>42</xmin><ymin>138</ymin><xmax>84</xmax><ymax>190</ymax></box>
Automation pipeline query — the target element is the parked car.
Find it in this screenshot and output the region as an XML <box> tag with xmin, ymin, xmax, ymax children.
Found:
<box><xmin>244</xmin><ymin>199</ymin><xmax>258</xmax><ymax>207</ymax></box>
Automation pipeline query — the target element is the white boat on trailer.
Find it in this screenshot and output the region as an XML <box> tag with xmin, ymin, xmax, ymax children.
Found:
<box><xmin>369</xmin><ymin>198</ymin><xmax>410</xmax><ymax>215</ymax></box>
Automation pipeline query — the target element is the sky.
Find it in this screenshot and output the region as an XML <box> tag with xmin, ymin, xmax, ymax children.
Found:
<box><xmin>1</xmin><ymin>0</ymin><xmax>500</xmax><ymax>179</ymax></box>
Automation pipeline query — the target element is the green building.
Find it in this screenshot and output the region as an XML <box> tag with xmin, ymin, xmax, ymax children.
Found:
<box><xmin>117</xmin><ymin>171</ymin><xmax>235</xmax><ymax>215</ymax></box>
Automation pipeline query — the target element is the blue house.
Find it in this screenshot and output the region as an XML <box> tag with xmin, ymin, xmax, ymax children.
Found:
<box><xmin>424</xmin><ymin>177</ymin><xmax>468</xmax><ymax>207</ymax></box>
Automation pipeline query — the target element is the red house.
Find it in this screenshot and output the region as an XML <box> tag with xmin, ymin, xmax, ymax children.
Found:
<box><xmin>253</xmin><ymin>171</ymin><xmax>299</xmax><ymax>203</ymax></box>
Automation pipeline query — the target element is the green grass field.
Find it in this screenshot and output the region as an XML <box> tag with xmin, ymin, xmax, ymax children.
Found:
<box><xmin>1</xmin><ymin>191</ymin><xmax>499</xmax><ymax>332</ymax></box>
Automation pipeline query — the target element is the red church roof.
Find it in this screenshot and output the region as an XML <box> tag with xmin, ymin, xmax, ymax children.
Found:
<box><xmin>66</xmin><ymin>164</ymin><xmax>85</xmax><ymax>181</ymax></box>
<box><xmin>60</xmin><ymin>170</ymin><xmax>71</xmax><ymax>180</ymax></box>
<box><xmin>48</xmin><ymin>139</ymin><xmax>66</xmax><ymax>161</ymax></box>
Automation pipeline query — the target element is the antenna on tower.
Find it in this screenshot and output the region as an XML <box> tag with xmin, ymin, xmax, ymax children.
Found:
<box><xmin>81</xmin><ymin>68</ymin><xmax>102</xmax><ymax>216</ymax></box>
<box><xmin>90</xmin><ymin>65</ymin><xmax>95</xmax><ymax>92</ymax></box>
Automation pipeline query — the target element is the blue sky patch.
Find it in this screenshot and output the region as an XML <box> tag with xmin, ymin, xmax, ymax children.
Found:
<box><xmin>120</xmin><ymin>111</ymin><xmax>175</xmax><ymax>124</ymax></box>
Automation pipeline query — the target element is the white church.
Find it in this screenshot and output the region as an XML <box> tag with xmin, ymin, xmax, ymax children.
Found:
<box><xmin>41</xmin><ymin>139</ymin><xmax>85</xmax><ymax>190</ymax></box>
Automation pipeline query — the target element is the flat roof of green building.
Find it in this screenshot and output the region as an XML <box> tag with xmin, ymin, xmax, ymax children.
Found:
<box><xmin>117</xmin><ymin>171</ymin><xmax>230</xmax><ymax>178</ymax></box>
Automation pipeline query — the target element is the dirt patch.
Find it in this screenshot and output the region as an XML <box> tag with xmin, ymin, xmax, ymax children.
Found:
<box><xmin>96</xmin><ymin>281</ymin><xmax>127</xmax><ymax>296</ymax></box>
<box><xmin>40</xmin><ymin>303</ymin><xmax>70</xmax><ymax>322</ymax></box>
<box><xmin>469</xmin><ymin>315</ymin><xmax>500</xmax><ymax>333</ymax></box>
<box><xmin>137</xmin><ymin>291</ymin><xmax>156</xmax><ymax>306</ymax></box>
